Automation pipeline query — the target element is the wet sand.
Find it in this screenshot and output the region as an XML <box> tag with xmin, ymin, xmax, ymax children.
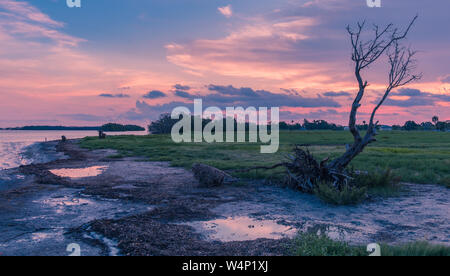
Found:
<box><xmin>0</xmin><ymin>140</ymin><xmax>448</xmax><ymax>256</ymax></box>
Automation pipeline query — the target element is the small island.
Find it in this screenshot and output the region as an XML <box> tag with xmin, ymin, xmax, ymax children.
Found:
<box><xmin>0</xmin><ymin>123</ymin><xmax>146</xmax><ymax>132</ymax></box>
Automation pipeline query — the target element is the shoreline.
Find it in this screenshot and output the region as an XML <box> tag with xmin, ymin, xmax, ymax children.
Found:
<box><xmin>0</xmin><ymin>138</ymin><xmax>449</xmax><ymax>256</ymax></box>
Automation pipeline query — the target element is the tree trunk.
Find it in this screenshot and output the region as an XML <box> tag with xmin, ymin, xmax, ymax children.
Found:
<box><xmin>327</xmin><ymin>133</ymin><xmax>375</xmax><ymax>171</ymax></box>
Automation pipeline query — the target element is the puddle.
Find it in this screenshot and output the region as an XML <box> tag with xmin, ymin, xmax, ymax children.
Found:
<box><xmin>41</xmin><ymin>196</ymin><xmax>92</xmax><ymax>207</ymax></box>
<box><xmin>31</xmin><ymin>230</ymin><xmax>64</xmax><ymax>242</ymax></box>
<box><xmin>300</xmin><ymin>223</ymin><xmax>363</xmax><ymax>242</ymax></box>
<box><xmin>50</xmin><ymin>166</ymin><xmax>108</xmax><ymax>179</ymax></box>
<box><xmin>187</xmin><ymin>216</ymin><xmax>297</xmax><ymax>242</ymax></box>
<box><xmin>34</xmin><ymin>196</ymin><xmax>93</xmax><ymax>214</ymax></box>
<box><xmin>208</xmin><ymin>183</ymin><xmax>450</xmax><ymax>246</ymax></box>
<box><xmin>1</xmin><ymin>188</ymin><xmax>152</xmax><ymax>256</ymax></box>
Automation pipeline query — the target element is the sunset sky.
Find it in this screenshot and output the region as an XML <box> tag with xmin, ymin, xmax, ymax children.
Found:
<box><xmin>0</xmin><ymin>0</ymin><xmax>449</xmax><ymax>127</ymax></box>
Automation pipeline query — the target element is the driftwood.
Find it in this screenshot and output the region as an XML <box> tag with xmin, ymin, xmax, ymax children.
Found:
<box><xmin>192</xmin><ymin>163</ymin><xmax>236</xmax><ymax>187</ymax></box>
<box><xmin>233</xmin><ymin>163</ymin><xmax>288</xmax><ymax>173</ymax></box>
<box><xmin>232</xmin><ymin>145</ymin><xmax>352</xmax><ymax>193</ymax></box>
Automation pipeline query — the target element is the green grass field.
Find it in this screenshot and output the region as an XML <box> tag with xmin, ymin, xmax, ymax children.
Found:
<box><xmin>291</xmin><ymin>232</ymin><xmax>450</xmax><ymax>256</ymax></box>
<box><xmin>80</xmin><ymin>131</ymin><xmax>450</xmax><ymax>185</ymax></box>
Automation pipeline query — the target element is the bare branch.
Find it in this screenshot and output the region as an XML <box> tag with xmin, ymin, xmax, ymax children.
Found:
<box><xmin>367</xmin><ymin>41</ymin><xmax>422</xmax><ymax>132</ymax></box>
<box><xmin>328</xmin><ymin>15</ymin><xmax>420</xmax><ymax>171</ymax></box>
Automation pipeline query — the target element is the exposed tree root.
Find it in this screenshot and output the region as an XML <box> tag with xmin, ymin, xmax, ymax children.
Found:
<box><xmin>233</xmin><ymin>145</ymin><xmax>354</xmax><ymax>194</ymax></box>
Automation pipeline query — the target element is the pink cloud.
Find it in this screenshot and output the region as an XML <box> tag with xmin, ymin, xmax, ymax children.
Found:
<box><xmin>0</xmin><ymin>1</ymin><xmax>448</xmax><ymax>126</ymax></box>
<box><xmin>165</xmin><ymin>16</ymin><xmax>336</xmax><ymax>87</ymax></box>
<box><xmin>163</xmin><ymin>8</ymin><xmax>449</xmax><ymax>124</ymax></box>
<box><xmin>0</xmin><ymin>0</ymin><xmax>63</xmax><ymax>27</ymax></box>
<box><xmin>0</xmin><ymin>0</ymin><xmax>178</xmax><ymax>127</ymax></box>
<box><xmin>218</xmin><ymin>5</ymin><xmax>233</xmax><ymax>18</ymax></box>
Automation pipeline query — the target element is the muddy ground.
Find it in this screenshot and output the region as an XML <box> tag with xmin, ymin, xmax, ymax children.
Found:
<box><xmin>0</xmin><ymin>140</ymin><xmax>448</xmax><ymax>256</ymax></box>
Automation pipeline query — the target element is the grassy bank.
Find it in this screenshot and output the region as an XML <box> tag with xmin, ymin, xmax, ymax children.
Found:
<box><xmin>80</xmin><ymin>130</ymin><xmax>450</xmax><ymax>185</ymax></box>
<box><xmin>291</xmin><ymin>232</ymin><xmax>450</xmax><ymax>256</ymax></box>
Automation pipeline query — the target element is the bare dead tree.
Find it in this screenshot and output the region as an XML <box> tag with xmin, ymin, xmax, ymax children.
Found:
<box><xmin>242</xmin><ymin>16</ymin><xmax>422</xmax><ymax>192</ymax></box>
<box><xmin>233</xmin><ymin>17</ymin><xmax>422</xmax><ymax>192</ymax></box>
<box><xmin>326</xmin><ymin>15</ymin><xmax>421</xmax><ymax>172</ymax></box>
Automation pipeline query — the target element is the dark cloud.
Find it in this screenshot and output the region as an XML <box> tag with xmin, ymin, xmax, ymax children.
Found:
<box><xmin>120</xmin><ymin>101</ymin><xmax>187</xmax><ymax>121</ymax></box>
<box><xmin>381</xmin><ymin>88</ymin><xmax>450</xmax><ymax>107</ymax></box>
<box><xmin>120</xmin><ymin>85</ymin><xmax>340</xmax><ymax>121</ymax></box>
<box><xmin>175</xmin><ymin>90</ymin><xmax>195</xmax><ymax>98</ymax></box>
<box><xmin>143</xmin><ymin>90</ymin><xmax>167</xmax><ymax>99</ymax></box>
<box><xmin>173</xmin><ymin>84</ymin><xmax>191</xmax><ymax>91</ymax></box>
<box><xmin>323</xmin><ymin>91</ymin><xmax>351</xmax><ymax>97</ymax></box>
<box><xmin>121</xmin><ymin>85</ymin><xmax>448</xmax><ymax>122</ymax></box>
<box><xmin>441</xmin><ymin>76</ymin><xmax>450</xmax><ymax>83</ymax></box>
<box><xmin>280</xmin><ymin>88</ymin><xmax>302</xmax><ymax>95</ymax></box>
<box><xmin>206</xmin><ymin>85</ymin><xmax>340</xmax><ymax>108</ymax></box>
<box><xmin>99</xmin><ymin>93</ymin><xmax>130</xmax><ymax>98</ymax></box>
<box><xmin>208</xmin><ymin>85</ymin><xmax>259</xmax><ymax>97</ymax></box>
<box><xmin>395</xmin><ymin>89</ymin><xmax>422</xmax><ymax>97</ymax></box>
<box><xmin>120</xmin><ymin>84</ymin><xmax>341</xmax><ymax>121</ymax></box>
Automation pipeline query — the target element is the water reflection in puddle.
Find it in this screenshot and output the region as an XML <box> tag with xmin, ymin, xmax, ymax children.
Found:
<box><xmin>187</xmin><ymin>216</ymin><xmax>297</xmax><ymax>242</ymax></box>
<box><xmin>41</xmin><ymin>196</ymin><xmax>92</xmax><ymax>207</ymax></box>
<box><xmin>31</xmin><ymin>230</ymin><xmax>64</xmax><ymax>242</ymax></box>
<box><xmin>50</xmin><ymin>166</ymin><xmax>108</xmax><ymax>179</ymax></box>
<box><xmin>35</xmin><ymin>196</ymin><xmax>93</xmax><ymax>214</ymax></box>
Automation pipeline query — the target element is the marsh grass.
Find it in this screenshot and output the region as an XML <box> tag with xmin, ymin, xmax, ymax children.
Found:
<box><xmin>314</xmin><ymin>182</ymin><xmax>367</xmax><ymax>205</ymax></box>
<box><xmin>440</xmin><ymin>176</ymin><xmax>450</xmax><ymax>188</ymax></box>
<box><xmin>80</xmin><ymin>131</ymin><xmax>449</xmax><ymax>185</ymax></box>
<box><xmin>291</xmin><ymin>232</ymin><xmax>366</xmax><ymax>256</ymax></box>
<box><xmin>354</xmin><ymin>168</ymin><xmax>403</xmax><ymax>197</ymax></box>
<box><xmin>292</xmin><ymin>232</ymin><xmax>450</xmax><ymax>256</ymax></box>
<box><xmin>381</xmin><ymin>241</ymin><xmax>450</xmax><ymax>256</ymax></box>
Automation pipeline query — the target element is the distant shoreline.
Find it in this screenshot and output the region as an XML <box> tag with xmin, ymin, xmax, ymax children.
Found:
<box><xmin>0</xmin><ymin>129</ymin><xmax>146</xmax><ymax>132</ymax></box>
<box><xmin>1</xmin><ymin>127</ymin><xmax>100</xmax><ymax>131</ymax></box>
<box><xmin>0</xmin><ymin>123</ymin><xmax>146</xmax><ymax>132</ymax></box>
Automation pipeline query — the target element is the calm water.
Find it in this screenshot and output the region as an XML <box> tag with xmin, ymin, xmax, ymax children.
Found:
<box><xmin>0</xmin><ymin>130</ymin><xmax>146</xmax><ymax>170</ymax></box>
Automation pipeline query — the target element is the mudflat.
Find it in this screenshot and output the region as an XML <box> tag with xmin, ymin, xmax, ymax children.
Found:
<box><xmin>0</xmin><ymin>140</ymin><xmax>448</xmax><ymax>256</ymax></box>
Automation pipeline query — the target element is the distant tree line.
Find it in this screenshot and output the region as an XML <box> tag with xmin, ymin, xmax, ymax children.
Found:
<box><xmin>279</xmin><ymin>120</ymin><xmax>344</xmax><ymax>130</ymax></box>
<box><xmin>148</xmin><ymin>113</ymin><xmax>450</xmax><ymax>134</ymax></box>
<box><xmin>100</xmin><ymin>123</ymin><xmax>145</xmax><ymax>132</ymax></box>
<box><xmin>1</xmin><ymin>126</ymin><xmax>100</xmax><ymax>131</ymax></box>
<box><xmin>148</xmin><ymin>114</ymin><xmax>211</xmax><ymax>134</ymax></box>
<box><xmin>149</xmin><ymin>114</ymin><xmax>347</xmax><ymax>133</ymax></box>
<box><xmin>148</xmin><ymin>113</ymin><xmax>274</xmax><ymax>134</ymax></box>
<box><xmin>393</xmin><ymin>116</ymin><xmax>450</xmax><ymax>131</ymax></box>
